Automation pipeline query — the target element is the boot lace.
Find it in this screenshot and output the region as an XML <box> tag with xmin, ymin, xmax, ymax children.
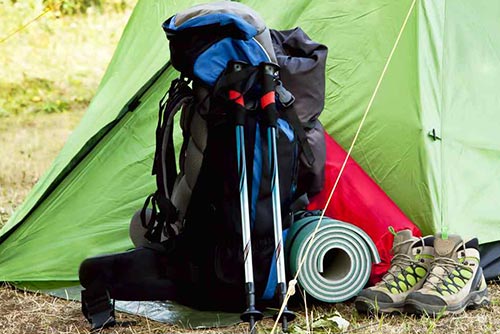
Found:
<box><xmin>379</xmin><ymin>238</ymin><xmax>422</xmax><ymax>287</ymax></box>
<box><xmin>424</xmin><ymin>244</ymin><xmax>472</xmax><ymax>291</ymax></box>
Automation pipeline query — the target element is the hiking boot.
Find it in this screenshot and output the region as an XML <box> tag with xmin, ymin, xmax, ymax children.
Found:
<box><xmin>405</xmin><ymin>233</ymin><xmax>489</xmax><ymax>316</ymax></box>
<box><xmin>355</xmin><ymin>229</ymin><xmax>434</xmax><ymax>314</ymax></box>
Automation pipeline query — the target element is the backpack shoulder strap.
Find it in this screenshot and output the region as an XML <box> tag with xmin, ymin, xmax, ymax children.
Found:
<box><xmin>153</xmin><ymin>77</ymin><xmax>192</xmax><ymax>195</ymax></box>
<box><xmin>144</xmin><ymin>77</ymin><xmax>193</xmax><ymax>243</ymax></box>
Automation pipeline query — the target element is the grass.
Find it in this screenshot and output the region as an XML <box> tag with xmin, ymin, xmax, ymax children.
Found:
<box><xmin>0</xmin><ymin>0</ymin><xmax>132</xmax><ymax>221</ymax></box>
<box><xmin>2</xmin><ymin>2</ymin><xmax>500</xmax><ymax>334</ymax></box>
<box><xmin>0</xmin><ymin>281</ymin><xmax>499</xmax><ymax>334</ymax></box>
<box><xmin>0</xmin><ymin>112</ymin><xmax>82</xmax><ymax>225</ymax></box>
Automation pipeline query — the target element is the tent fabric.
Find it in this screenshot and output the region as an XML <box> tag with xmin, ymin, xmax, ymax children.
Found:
<box><xmin>1</xmin><ymin>0</ymin><xmax>500</xmax><ymax>288</ymax></box>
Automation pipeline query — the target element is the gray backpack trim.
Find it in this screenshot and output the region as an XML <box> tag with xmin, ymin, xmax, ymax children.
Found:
<box><xmin>170</xmin><ymin>103</ymin><xmax>207</xmax><ymax>226</ymax></box>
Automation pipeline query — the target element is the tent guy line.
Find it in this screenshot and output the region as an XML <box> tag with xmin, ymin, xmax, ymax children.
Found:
<box><xmin>270</xmin><ymin>0</ymin><xmax>417</xmax><ymax>332</ymax></box>
<box><xmin>0</xmin><ymin>7</ymin><xmax>51</xmax><ymax>44</ymax></box>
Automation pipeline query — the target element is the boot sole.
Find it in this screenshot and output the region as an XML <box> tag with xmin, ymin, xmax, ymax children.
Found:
<box><xmin>405</xmin><ymin>288</ymin><xmax>490</xmax><ymax>316</ymax></box>
<box><xmin>355</xmin><ymin>296</ymin><xmax>405</xmax><ymax>314</ymax></box>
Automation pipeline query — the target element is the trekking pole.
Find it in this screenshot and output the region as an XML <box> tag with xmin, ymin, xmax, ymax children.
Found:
<box><xmin>228</xmin><ymin>61</ymin><xmax>263</xmax><ymax>334</ymax></box>
<box><xmin>259</xmin><ymin>62</ymin><xmax>296</xmax><ymax>332</ymax></box>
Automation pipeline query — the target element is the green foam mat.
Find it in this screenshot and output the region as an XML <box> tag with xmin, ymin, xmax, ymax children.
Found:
<box><xmin>286</xmin><ymin>216</ymin><xmax>380</xmax><ymax>302</ymax></box>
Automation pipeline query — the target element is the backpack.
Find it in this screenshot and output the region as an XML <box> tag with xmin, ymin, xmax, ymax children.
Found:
<box><xmin>130</xmin><ymin>2</ymin><xmax>328</xmax><ymax>309</ymax></box>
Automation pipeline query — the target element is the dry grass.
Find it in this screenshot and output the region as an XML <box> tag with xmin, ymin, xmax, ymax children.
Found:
<box><xmin>0</xmin><ymin>281</ymin><xmax>500</xmax><ymax>334</ymax></box>
<box><xmin>0</xmin><ymin>282</ymin><xmax>250</xmax><ymax>334</ymax></box>
<box><xmin>0</xmin><ymin>112</ymin><xmax>82</xmax><ymax>224</ymax></box>
<box><xmin>2</xmin><ymin>2</ymin><xmax>500</xmax><ymax>334</ymax></box>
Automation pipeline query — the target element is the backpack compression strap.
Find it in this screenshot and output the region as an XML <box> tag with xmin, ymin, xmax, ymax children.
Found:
<box><xmin>275</xmin><ymin>80</ymin><xmax>316</xmax><ymax>167</ymax></box>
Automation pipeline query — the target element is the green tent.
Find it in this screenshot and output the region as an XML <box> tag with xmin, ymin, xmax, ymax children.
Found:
<box><xmin>1</xmin><ymin>0</ymin><xmax>500</xmax><ymax>289</ymax></box>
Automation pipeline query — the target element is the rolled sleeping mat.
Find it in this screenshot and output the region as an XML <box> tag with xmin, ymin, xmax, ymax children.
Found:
<box><xmin>285</xmin><ymin>213</ymin><xmax>380</xmax><ymax>303</ymax></box>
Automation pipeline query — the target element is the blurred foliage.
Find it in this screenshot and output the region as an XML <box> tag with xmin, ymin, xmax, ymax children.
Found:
<box><xmin>42</xmin><ymin>0</ymin><xmax>132</xmax><ymax>15</ymax></box>
<box><xmin>0</xmin><ymin>0</ymin><xmax>133</xmax><ymax>117</ymax></box>
<box><xmin>0</xmin><ymin>77</ymin><xmax>90</xmax><ymax>116</ymax></box>
<box><xmin>5</xmin><ymin>0</ymin><xmax>133</xmax><ymax>15</ymax></box>
<box><xmin>43</xmin><ymin>0</ymin><xmax>102</xmax><ymax>15</ymax></box>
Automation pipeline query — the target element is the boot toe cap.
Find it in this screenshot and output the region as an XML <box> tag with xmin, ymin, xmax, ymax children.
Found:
<box><xmin>357</xmin><ymin>289</ymin><xmax>393</xmax><ymax>304</ymax></box>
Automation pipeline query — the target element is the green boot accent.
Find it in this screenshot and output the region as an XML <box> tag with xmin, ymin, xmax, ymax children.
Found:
<box><xmin>405</xmin><ymin>234</ymin><xmax>490</xmax><ymax>316</ymax></box>
<box><xmin>355</xmin><ymin>229</ymin><xmax>434</xmax><ymax>314</ymax></box>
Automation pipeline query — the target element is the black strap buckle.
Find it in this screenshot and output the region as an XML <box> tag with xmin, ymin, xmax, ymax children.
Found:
<box><xmin>81</xmin><ymin>289</ymin><xmax>116</xmax><ymax>330</ymax></box>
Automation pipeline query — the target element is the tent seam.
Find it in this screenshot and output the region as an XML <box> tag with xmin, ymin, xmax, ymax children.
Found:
<box><xmin>438</xmin><ymin>0</ymin><xmax>447</xmax><ymax>234</ymax></box>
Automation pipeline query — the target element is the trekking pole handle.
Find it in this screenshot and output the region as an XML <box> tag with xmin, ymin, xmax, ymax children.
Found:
<box><xmin>228</xmin><ymin>61</ymin><xmax>249</xmax><ymax>126</ymax></box>
<box><xmin>259</xmin><ymin>62</ymin><xmax>280</xmax><ymax>128</ymax></box>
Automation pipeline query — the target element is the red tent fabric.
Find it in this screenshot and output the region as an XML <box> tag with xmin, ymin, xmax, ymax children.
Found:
<box><xmin>307</xmin><ymin>131</ymin><xmax>422</xmax><ymax>285</ymax></box>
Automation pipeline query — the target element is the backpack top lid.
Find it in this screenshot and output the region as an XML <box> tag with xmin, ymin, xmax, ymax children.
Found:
<box><xmin>163</xmin><ymin>1</ymin><xmax>277</xmax><ymax>86</ymax></box>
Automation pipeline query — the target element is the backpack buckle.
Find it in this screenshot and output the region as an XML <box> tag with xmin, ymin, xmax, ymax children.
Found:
<box><xmin>275</xmin><ymin>80</ymin><xmax>295</xmax><ymax>108</ymax></box>
<box><xmin>81</xmin><ymin>289</ymin><xmax>116</xmax><ymax>330</ymax></box>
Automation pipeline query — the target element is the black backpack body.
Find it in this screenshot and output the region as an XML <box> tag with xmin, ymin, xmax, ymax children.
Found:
<box><xmin>170</xmin><ymin>83</ymin><xmax>299</xmax><ymax>309</ymax></box>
